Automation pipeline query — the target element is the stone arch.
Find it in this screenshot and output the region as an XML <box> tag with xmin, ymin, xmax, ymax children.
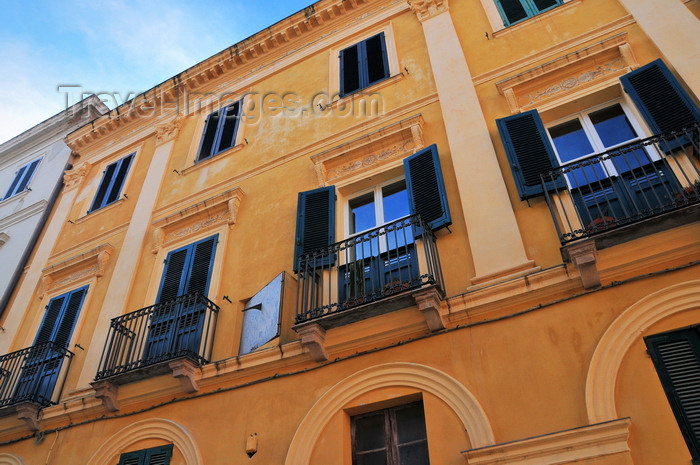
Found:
<box><xmin>586</xmin><ymin>279</ymin><xmax>700</xmax><ymax>423</ymax></box>
<box><xmin>285</xmin><ymin>362</ymin><xmax>494</xmax><ymax>465</ymax></box>
<box><xmin>0</xmin><ymin>453</ymin><xmax>24</xmax><ymax>465</ymax></box>
<box><xmin>87</xmin><ymin>418</ymin><xmax>202</xmax><ymax>465</ymax></box>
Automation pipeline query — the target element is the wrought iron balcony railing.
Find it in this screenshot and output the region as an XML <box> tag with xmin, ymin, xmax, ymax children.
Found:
<box><xmin>541</xmin><ymin>124</ymin><xmax>700</xmax><ymax>244</ymax></box>
<box><xmin>295</xmin><ymin>215</ymin><xmax>445</xmax><ymax>325</ymax></box>
<box><xmin>0</xmin><ymin>342</ymin><xmax>74</xmax><ymax>408</ymax></box>
<box><xmin>95</xmin><ymin>293</ymin><xmax>219</xmax><ymax>381</ymax></box>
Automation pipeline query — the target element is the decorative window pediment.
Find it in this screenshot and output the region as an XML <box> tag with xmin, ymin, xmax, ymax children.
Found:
<box><xmin>41</xmin><ymin>244</ymin><xmax>114</xmax><ymax>297</ymax></box>
<box><xmin>496</xmin><ymin>33</ymin><xmax>639</xmax><ymax>113</ymax></box>
<box><xmin>151</xmin><ymin>187</ymin><xmax>244</xmax><ymax>254</ymax></box>
<box><xmin>311</xmin><ymin>114</ymin><xmax>424</xmax><ymax>187</ymax></box>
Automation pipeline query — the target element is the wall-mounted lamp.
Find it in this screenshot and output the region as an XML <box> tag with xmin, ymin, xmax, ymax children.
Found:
<box><xmin>246</xmin><ymin>433</ymin><xmax>258</xmax><ymax>458</ymax></box>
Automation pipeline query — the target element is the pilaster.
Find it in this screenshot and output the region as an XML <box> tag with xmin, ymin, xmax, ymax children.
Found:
<box><xmin>408</xmin><ymin>0</ymin><xmax>537</xmax><ymax>284</ymax></box>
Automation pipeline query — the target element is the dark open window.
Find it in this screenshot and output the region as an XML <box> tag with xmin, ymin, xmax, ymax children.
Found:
<box><xmin>645</xmin><ymin>326</ymin><xmax>700</xmax><ymax>464</ymax></box>
<box><xmin>495</xmin><ymin>0</ymin><xmax>563</xmax><ymax>27</ymax></box>
<box><xmin>340</xmin><ymin>33</ymin><xmax>390</xmax><ymax>97</ymax></box>
<box><xmin>3</xmin><ymin>158</ymin><xmax>41</xmax><ymax>200</ymax></box>
<box><xmin>118</xmin><ymin>444</ymin><xmax>173</xmax><ymax>465</ymax></box>
<box><xmin>197</xmin><ymin>101</ymin><xmax>241</xmax><ymax>162</ymax></box>
<box><xmin>90</xmin><ymin>153</ymin><xmax>134</xmax><ymax>212</ymax></box>
<box><xmin>352</xmin><ymin>401</ymin><xmax>430</xmax><ymax>465</ymax></box>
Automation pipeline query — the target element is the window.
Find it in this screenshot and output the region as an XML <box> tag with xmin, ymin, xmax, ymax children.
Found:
<box><xmin>146</xmin><ymin>235</ymin><xmax>218</xmax><ymax>361</ymax></box>
<box><xmin>495</xmin><ymin>0</ymin><xmax>562</xmax><ymax>26</ymax></box>
<box><xmin>197</xmin><ymin>101</ymin><xmax>241</xmax><ymax>162</ymax></box>
<box><xmin>497</xmin><ymin>59</ymin><xmax>700</xmax><ymax>202</ymax></box>
<box><xmin>118</xmin><ymin>445</ymin><xmax>173</xmax><ymax>465</ymax></box>
<box><xmin>294</xmin><ymin>144</ymin><xmax>451</xmax><ymax>271</ymax></box>
<box><xmin>351</xmin><ymin>402</ymin><xmax>430</xmax><ymax>465</ymax></box>
<box><xmin>2</xmin><ymin>158</ymin><xmax>41</xmax><ymax>200</ymax></box>
<box><xmin>90</xmin><ymin>153</ymin><xmax>134</xmax><ymax>212</ymax></box>
<box><xmin>13</xmin><ymin>286</ymin><xmax>88</xmax><ymax>405</ymax></box>
<box><xmin>340</xmin><ymin>33</ymin><xmax>390</xmax><ymax>97</ymax></box>
<box><xmin>644</xmin><ymin>326</ymin><xmax>700</xmax><ymax>463</ymax></box>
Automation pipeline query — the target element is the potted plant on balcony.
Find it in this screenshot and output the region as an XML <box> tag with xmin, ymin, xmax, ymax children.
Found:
<box><xmin>345</xmin><ymin>259</ymin><xmax>366</xmax><ymax>307</ymax></box>
<box><xmin>673</xmin><ymin>179</ymin><xmax>700</xmax><ymax>206</ymax></box>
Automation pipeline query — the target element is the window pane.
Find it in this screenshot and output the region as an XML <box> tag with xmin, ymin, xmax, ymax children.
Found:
<box><xmin>395</xmin><ymin>404</ymin><xmax>428</xmax><ymax>444</ymax></box>
<box><xmin>398</xmin><ymin>441</ymin><xmax>430</xmax><ymax>465</ymax></box>
<box><xmin>342</xmin><ymin>44</ymin><xmax>361</xmax><ymax>95</ymax></box>
<box><xmin>350</xmin><ymin>192</ymin><xmax>376</xmax><ymax>234</ymax></box>
<box><xmin>589</xmin><ymin>104</ymin><xmax>638</xmax><ymax>148</ymax></box>
<box><xmin>382</xmin><ymin>181</ymin><xmax>409</xmax><ymax>223</ymax></box>
<box><xmin>365</xmin><ymin>34</ymin><xmax>387</xmax><ymax>85</ymax></box>
<box><xmin>357</xmin><ymin>451</ymin><xmax>388</xmax><ymax>465</ymax></box>
<box><xmin>354</xmin><ymin>413</ymin><xmax>387</xmax><ymax>451</ymax></box>
<box><xmin>548</xmin><ymin>119</ymin><xmax>595</xmax><ymax>162</ymax></box>
<box><xmin>216</xmin><ymin>103</ymin><xmax>240</xmax><ymax>153</ymax></box>
<box><xmin>198</xmin><ymin>111</ymin><xmax>220</xmax><ymax>161</ymax></box>
<box><xmin>532</xmin><ymin>0</ymin><xmax>559</xmax><ymax>12</ymax></box>
<box><xmin>499</xmin><ymin>0</ymin><xmax>529</xmax><ymax>24</ymax></box>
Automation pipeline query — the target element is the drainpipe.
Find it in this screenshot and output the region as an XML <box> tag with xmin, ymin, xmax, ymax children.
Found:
<box><xmin>0</xmin><ymin>163</ymin><xmax>71</xmax><ymax>319</ymax></box>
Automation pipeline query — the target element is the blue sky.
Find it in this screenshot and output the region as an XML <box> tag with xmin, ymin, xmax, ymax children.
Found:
<box><xmin>0</xmin><ymin>0</ymin><xmax>315</xmax><ymax>144</ymax></box>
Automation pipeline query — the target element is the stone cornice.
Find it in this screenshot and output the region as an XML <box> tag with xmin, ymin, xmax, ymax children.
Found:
<box><xmin>407</xmin><ymin>0</ymin><xmax>449</xmax><ymax>21</ymax></box>
<box><xmin>64</xmin><ymin>0</ymin><xmax>393</xmax><ymax>151</ymax></box>
<box><xmin>463</xmin><ymin>418</ymin><xmax>631</xmax><ymax>465</ymax></box>
<box><xmin>40</xmin><ymin>244</ymin><xmax>114</xmax><ymax>297</ymax></box>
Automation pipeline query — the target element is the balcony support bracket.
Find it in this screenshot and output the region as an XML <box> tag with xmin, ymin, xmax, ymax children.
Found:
<box><xmin>16</xmin><ymin>403</ymin><xmax>41</xmax><ymax>431</ymax></box>
<box><xmin>414</xmin><ymin>287</ymin><xmax>445</xmax><ymax>331</ymax></box>
<box><xmin>169</xmin><ymin>358</ymin><xmax>200</xmax><ymax>393</ymax></box>
<box><xmin>297</xmin><ymin>323</ymin><xmax>329</xmax><ymax>362</ymax></box>
<box><xmin>567</xmin><ymin>240</ymin><xmax>601</xmax><ymax>289</ymax></box>
<box><xmin>91</xmin><ymin>380</ymin><xmax>120</xmax><ymax>412</ymax></box>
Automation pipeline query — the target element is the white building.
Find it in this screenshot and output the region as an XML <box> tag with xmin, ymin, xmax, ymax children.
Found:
<box><xmin>0</xmin><ymin>96</ymin><xmax>107</xmax><ymax>316</ymax></box>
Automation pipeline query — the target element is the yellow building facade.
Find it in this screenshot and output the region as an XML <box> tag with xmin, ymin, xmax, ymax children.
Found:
<box><xmin>0</xmin><ymin>1</ymin><xmax>698</xmax><ymax>464</ymax></box>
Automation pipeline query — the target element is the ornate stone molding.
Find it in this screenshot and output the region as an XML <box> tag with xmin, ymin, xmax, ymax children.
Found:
<box><xmin>463</xmin><ymin>418</ymin><xmax>631</xmax><ymax>465</ymax></box>
<box><xmin>297</xmin><ymin>323</ymin><xmax>329</xmax><ymax>362</ymax></box>
<box><xmin>407</xmin><ymin>0</ymin><xmax>449</xmax><ymax>22</ymax></box>
<box><xmin>15</xmin><ymin>403</ymin><xmax>41</xmax><ymax>432</ymax></box>
<box><xmin>413</xmin><ymin>287</ymin><xmax>446</xmax><ymax>331</ymax></box>
<box><xmin>151</xmin><ymin>187</ymin><xmax>244</xmax><ymax>253</ymax></box>
<box><xmin>91</xmin><ymin>380</ymin><xmax>120</xmax><ymax>412</ymax></box>
<box><xmin>0</xmin><ymin>232</ymin><xmax>9</xmax><ymax>247</ymax></box>
<box><xmin>155</xmin><ymin>117</ymin><xmax>184</xmax><ymax>145</ymax></box>
<box><xmin>566</xmin><ymin>240</ymin><xmax>600</xmax><ymax>289</ymax></box>
<box><xmin>40</xmin><ymin>244</ymin><xmax>114</xmax><ymax>297</ymax></box>
<box><xmin>63</xmin><ymin>162</ymin><xmax>91</xmax><ymax>191</ymax></box>
<box><xmin>311</xmin><ymin>114</ymin><xmax>424</xmax><ymax>187</ymax></box>
<box><xmin>495</xmin><ymin>33</ymin><xmax>637</xmax><ymax>113</ymax></box>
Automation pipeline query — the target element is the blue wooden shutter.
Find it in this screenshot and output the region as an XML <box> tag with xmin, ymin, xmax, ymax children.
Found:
<box><xmin>157</xmin><ymin>248</ymin><xmax>190</xmax><ymax>304</ymax></box>
<box><xmin>185</xmin><ymin>235</ymin><xmax>218</xmax><ymax>296</ymax></box>
<box><xmin>645</xmin><ymin>327</ymin><xmax>700</xmax><ymax>462</ymax></box>
<box><xmin>403</xmin><ymin>144</ymin><xmax>451</xmax><ymax>231</ymax></box>
<box><xmin>144</xmin><ymin>445</ymin><xmax>173</xmax><ymax>465</ymax></box>
<box><xmin>157</xmin><ymin>235</ymin><xmax>218</xmax><ymax>303</ymax></box>
<box><xmin>340</xmin><ymin>44</ymin><xmax>361</xmax><ymax>96</ymax></box>
<box><xmin>34</xmin><ymin>286</ymin><xmax>88</xmax><ymax>347</ymax></box>
<box><xmin>90</xmin><ymin>153</ymin><xmax>134</xmax><ymax>212</ymax></box>
<box><xmin>197</xmin><ymin>111</ymin><xmax>220</xmax><ymax>161</ymax></box>
<box><xmin>4</xmin><ymin>158</ymin><xmax>41</xmax><ymax>199</ymax></box>
<box><xmin>215</xmin><ymin>102</ymin><xmax>241</xmax><ymax>154</ymax></box>
<box><xmin>53</xmin><ymin>287</ymin><xmax>88</xmax><ymax>348</ymax></box>
<box><xmin>496</xmin><ymin>110</ymin><xmax>561</xmax><ymax>200</ymax></box>
<box><xmin>365</xmin><ymin>33</ymin><xmax>389</xmax><ymax>86</ymax></box>
<box><xmin>621</xmin><ymin>59</ymin><xmax>700</xmax><ymax>135</ymax></box>
<box><xmin>118</xmin><ymin>445</ymin><xmax>173</xmax><ymax>465</ymax></box>
<box><xmin>294</xmin><ymin>186</ymin><xmax>336</xmax><ymax>272</ymax></box>
<box><xmin>34</xmin><ymin>297</ymin><xmax>67</xmax><ymax>345</ymax></box>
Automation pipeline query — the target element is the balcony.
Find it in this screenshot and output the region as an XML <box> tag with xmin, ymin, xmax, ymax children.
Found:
<box><xmin>94</xmin><ymin>293</ymin><xmax>218</xmax><ymax>384</ymax></box>
<box><xmin>541</xmin><ymin>124</ymin><xmax>700</xmax><ymax>245</ymax></box>
<box><xmin>0</xmin><ymin>342</ymin><xmax>74</xmax><ymax>410</ymax></box>
<box><xmin>295</xmin><ymin>215</ymin><xmax>445</xmax><ymax>330</ymax></box>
